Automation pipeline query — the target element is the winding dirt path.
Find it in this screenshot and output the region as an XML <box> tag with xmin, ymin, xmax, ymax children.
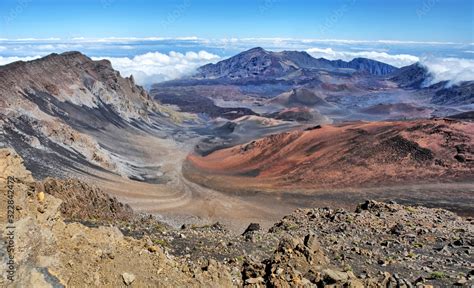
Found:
<box><xmin>77</xmin><ymin>127</ymin><xmax>288</xmax><ymax>232</ymax></box>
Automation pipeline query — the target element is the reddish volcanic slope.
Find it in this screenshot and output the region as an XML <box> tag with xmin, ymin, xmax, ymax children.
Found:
<box><xmin>186</xmin><ymin>119</ymin><xmax>474</xmax><ymax>191</ymax></box>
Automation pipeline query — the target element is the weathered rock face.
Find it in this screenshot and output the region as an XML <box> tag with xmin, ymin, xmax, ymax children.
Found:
<box><xmin>196</xmin><ymin>47</ymin><xmax>298</xmax><ymax>80</ymax></box>
<box><xmin>40</xmin><ymin>178</ymin><xmax>134</xmax><ymax>222</ymax></box>
<box><xmin>0</xmin><ymin>51</ymin><xmax>154</xmax><ymax>120</ymax></box>
<box><xmin>340</xmin><ymin>57</ymin><xmax>398</xmax><ymax>76</ymax></box>
<box><xmin>0</xmin><ymin>52</ymin><xmax>192</xmax><ymax>180</ymax></box>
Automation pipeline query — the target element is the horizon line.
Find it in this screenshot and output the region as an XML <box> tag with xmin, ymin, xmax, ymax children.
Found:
<box><xmin>0</xmin><ymin>36</ymin><xmax>469</xmax><ymax>46</ymax></box>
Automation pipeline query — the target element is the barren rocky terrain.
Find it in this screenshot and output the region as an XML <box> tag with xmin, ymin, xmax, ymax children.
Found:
<box><xmin>0</xmin><ymin>50</ymin><xmax>473</xmax><ymax>286</ymax></box>
<box><xmin>1</xmin><ymin>149</ymin><xmax>473</xmax><ymax>287</ymax></box>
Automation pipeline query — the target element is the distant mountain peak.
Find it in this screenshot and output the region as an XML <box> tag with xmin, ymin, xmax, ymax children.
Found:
<box><xmin>43</xmin><ymin>51</ymin><xmax>91</xmax><ymax>63</ymax></box>
<box><xmin>60</xmin><ymin>50</ymin><xmax>86</xmax><ymax>57</ymax></box>
<box><xmin>195</xmin><ymin>47</ymin><xmax>398</xmax><ymax>80</ymax></box>
<box><xmin>390</xmin><ymin>62</ymin><xmax>432</xmax><ymax>88</ymax></box>
<box><xmin>246</xmin><ymin>46</ymin><xmax>267</xmax><ymax>53</ymax></box>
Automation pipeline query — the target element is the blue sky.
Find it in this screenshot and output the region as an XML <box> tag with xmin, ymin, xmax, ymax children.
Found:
<box><xmin>0</xmin><ymin>0</ymin><xmax>473</xmax><ymax>43</ymax></box>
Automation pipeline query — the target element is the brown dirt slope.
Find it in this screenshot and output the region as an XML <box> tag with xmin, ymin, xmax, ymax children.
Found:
<box><xmin>186</xmin><ymin>118</ymin><xmax>474</xmax><ymax>190</ymax></box>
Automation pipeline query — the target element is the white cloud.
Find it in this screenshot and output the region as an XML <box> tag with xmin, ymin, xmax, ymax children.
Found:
<box><xmin>300</xmin><ymin>39</ymin><xmax>461</xmax><ymax>45</ymax></box>
<box><xmin>93</xmin><ymin>50</ymin><xmax>220</xmax><ymax>86</ymax></box>
<box><xmin>68</xmin><ymin>36</ymin><xmax>200</xmax><ymax>43</ymax></box>
<box><xmin>36</xmin><ymin>44</ymin><xmax>55</xmax><ymax>50</ymax></box>
<box><xmin>0</xmin><ymin>43</ymin><xmax>84</xmax><ymax>55</ymax></box>
<box><xmin>118</xmin><ymin>45</ymin><xmax>135</xmax><ymax>50</ymax></box>
<box><xmin>0</xmin><ymin>55</ymin><xmax>41</xmax><ymax>66</ymax></box>
<box><xmin>0</xmin><ymin>51</ymin><xmax>220</xmax><ymax>86</ymax></box>
<box><xmin>12</xmin><ymin>37</ymin><xmax>61</xmax><ymax>41</ymax></box>
<box><xmin>420</xmin><ymin>57</ymin><xmax>474</xmax><ymax>85</ymax></box>
<box><xmin>374</xmin><ymin>39</ymin><xmax>460</xmax><ymax>45</ymax></box>
<box><xmin>306</xmin><ymin>47</ymin><xmax>419</xmax><ymax>67</ymax></box>
<box><xmin>1</xmin><ymin>43</ymin><xmax>471</xmax><ymax>87</ymax></box>
<box><xmin>305</xmin><ymin>47</ymin><xmax>473</xmax><ymax>84</ymax></box>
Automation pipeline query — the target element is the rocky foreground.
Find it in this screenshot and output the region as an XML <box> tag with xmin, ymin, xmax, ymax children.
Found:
<box><xmin>1</xmin><ymin>149</ymin><xmax>473</xmax><ymax>287</ymax></box>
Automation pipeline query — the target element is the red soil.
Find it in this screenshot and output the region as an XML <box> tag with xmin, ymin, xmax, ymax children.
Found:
<box><xmin>186</xmin><ymin>119</ymin><xmax>474</xmax><ymax>191</ymax></box>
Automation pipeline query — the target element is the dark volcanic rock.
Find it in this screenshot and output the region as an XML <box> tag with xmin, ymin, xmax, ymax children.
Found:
<box><xmin>390</xmin><ymin>62</ymin><xmax>431</xmax><ymax>88</ymax></box>
<box><xmin>379</xmin><ymin>135</ymin><xmax>434</xmax><ymax>162</ymax></box>
<box><xmin>196</xmin><ymin>47</ymin><xmax>298</xmax><ymax>80</ymax></box>
<box><xmin>153</xmin><ymin>92</ymin><xmax>258</xmax><ymax>119</ymax></box>
<box><xmin>269</xmin><ymin>201</ymin><xmax>474</xmax><ymax>287</ymax></box>
<box><xmin>242</xmin><ymin>223</ymin><xmax>261</xmax><ymax>235</ymax></box>
<box><xmin>338</xmin><ymin>57</ymin><xmax>399</xmax><ymax>76</ymax></box>
<box><xmin>448</xmin><ymin>111</ymin><xmax>474</xmax><ymax>120</ymax></box>
<box><xmin>431</xmin><ymin>81</ymin><xmax>474</xmax><ymax>105</ymax></box>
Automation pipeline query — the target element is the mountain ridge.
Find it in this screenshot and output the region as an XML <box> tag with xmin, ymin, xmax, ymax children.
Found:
<box><xmin>0</xmin><ymin>51</ymin><xmax>155</xmax><ymax>120</ymax></box>
<box><xmin>195</xmin><ymin>47</ymin><xmax>399</xmax><ymax>80</ymax></box>
<box><xmin>0</xmin><ymin>51</ymin><xmax>189</xmax><ymax>181</ymax></box>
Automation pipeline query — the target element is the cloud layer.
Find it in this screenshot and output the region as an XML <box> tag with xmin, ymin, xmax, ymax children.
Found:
<box><xmin>305</xmin><ymin>47</ymin><xmax>473</xmax><ymax>85</ymax></box>
<box><xmin>92</xmin><ymin>51</ymin><xmax>220</xmax><ymax>86</ymax></box>
<box><xmin>0</xmin><ymin>39</ymin><xmax>472</xmax><ymax>87</ymax></box>
<box><xmin>306</xmin><ymin>47</ymin><xmax>419</xmax><ymax>67</ymax></box>
<box><xmin>420</xmin><ymin>57</ymin><xmax>474</xmax><ymax>86</ymax></box>
<box><xmin>0</xmin><ymin>55</ymin><xmax>40</xmax><ymax>65</ymax></box>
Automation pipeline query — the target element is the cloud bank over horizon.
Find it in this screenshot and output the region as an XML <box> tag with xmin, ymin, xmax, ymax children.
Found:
<box><xmin>0</xmin><ymin>37</ymin><xmax>472</xmax><ymax>86</ymax></box>
<box><xmin>305</xmin><ymin>47</ymin><xmax>474</xmax><ymax>86</ymax></box>
<box><xmin>93</xmin><ymin>50</ymin><xmax>220</xmax><ymax>86</ymax></box>
<box><xmin>306</xmin><ymin>47</ymin><xmax>420</xmax><ymax>67</ymax></box>
<box><xmin>0</xmin><ymin>55</ymin><xmax>41</xmax><ymax>66</ymax></box>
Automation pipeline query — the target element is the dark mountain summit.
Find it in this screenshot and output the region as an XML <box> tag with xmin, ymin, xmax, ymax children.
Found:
<box><xmin>196</xmin><ymin>47</ymin><xmax>298</xmax><ymax>79</ymax></box>
<box><xmin>432</xmin><ymin>81</ymin><xmax>474</xmax><ymax>105</ymax></box>
<box><xmin>195</xmin><ymin>47</ymin><xmax>398</xmax><ymax>80</ymax></box>
<box><xmin>390</xmin><ymin>62</ymin><xmax>474</xmax><ymax>105</ymax></box>
<box><xmin>390</xmin><ymin>62</ymin><xmax>432</xmax><ymax>88</ymax></box>
<box><xmin>340</xmin><ymin>57</ymin><xmax>398</xmax><ymax>76</ymax></box>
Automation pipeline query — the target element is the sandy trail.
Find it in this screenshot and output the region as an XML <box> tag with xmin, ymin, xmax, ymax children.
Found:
<box><xmin>78</xmin><ymin>126</ymin><xmax>288</xmax><ymax>232</ymax></box>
